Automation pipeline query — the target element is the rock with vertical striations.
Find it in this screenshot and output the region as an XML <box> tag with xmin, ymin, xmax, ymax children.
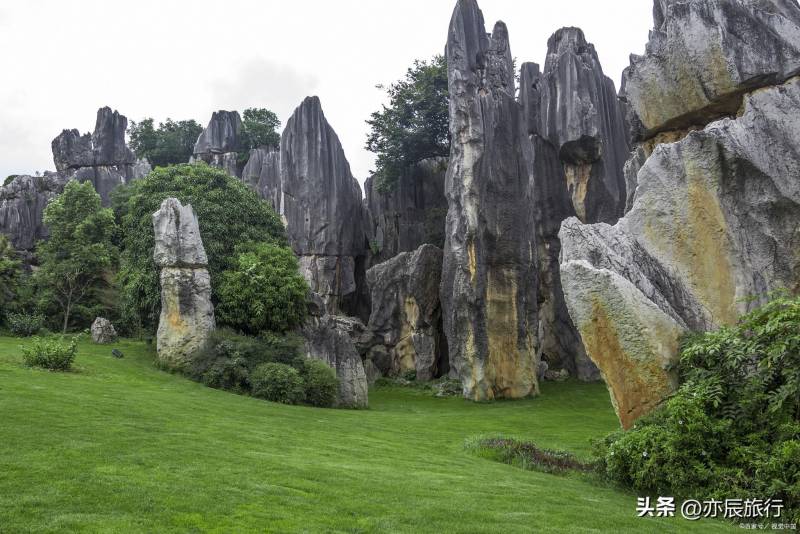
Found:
<box><xmin>192</xmin><ymin>110</ymin><xmax>243</xmax><ymax>177</ymax></box>
<box><xmin>365</xmin><ymin>244</ymin><xmax>447</xmax><ymax>381</ymax></box>
<box><xmin>621</xmin><ymin>0</ymin><xmax>800</xmax><ymax>142</ymax></box>
<box><xmin>537</xmin><ymin>27</ymin><xmax>630</xmax><ymax>223</ymax></box>
<box><xmin>363</xmin><ymin>157</ymin><xmax>448</xmax><ymax>265</ymax></box>
<box><xmin>241</xmin><ymin>147</ymin><xmax>282</xmax><ymax>212</ymax></box>
<box><xmin>0</xmin><ymin>173</ymin><xmax>69</xmax><ymax>251</ymax></box>
<box><xmin>273</xmin><ymin>96</ymin><xmax>367</xmax><ymax>316</ymax></box>
<box><xmin>153</xmin><ymin>198</ymin><xmax>215</xmax><ymax>371</ymax></box>
<box><xmin>560</xmin><ymin>76</ymin><xmax>800</xmax><ymax>428</ymax></box>
<box><xmin>440</xmin><ymin>0</ymin><xmax>539</xmax><ymax>400</ymax></box>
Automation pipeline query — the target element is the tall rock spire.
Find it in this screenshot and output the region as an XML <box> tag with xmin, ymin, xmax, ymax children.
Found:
<box><xmin>440</xmin><ymin>0</ymin><xmax>539</xmax><ymax>400</ymax></box>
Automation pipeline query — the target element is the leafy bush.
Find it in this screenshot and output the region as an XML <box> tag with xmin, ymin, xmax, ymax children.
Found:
<box><xmin>299</xmin><ymin>359</ymin><xmax>339</xmax><ymax>408</ymax></box>
<box><xmin>0</xmin><ymin>234</ymin><xmax>22</xmax><ymax>316</ymax></box>
<box><xmin>250</xmin><ymin>362</ymin><xmax>305</xmax><ymax>405</ymax></box>
<box><xmin>22</xmin><ymin>337</ymin><xmax>77</xmax><ymax>371</ymax></box>
<box><xmin>113</xmin><ymin>164</ymin><xmax>288</xmax><ymax>333</ymax></box>
<box><xmin>189</xmin><ymin>329</ymin><xmax>303</xmax><ymax>391</ymax></box>
<box><xmin>7</xmin><ymin>312</ymin><xmax>45</xmax><ymax>337</ymax></box>
<box><xmin>594</xmin><ymin>293</ymin><xmax>800</xmax><ymax>522</ymax></box>
<box><xmin>216</xmin><ymin>243</ymin><xmax>308</xmax><ymax>335</ymax></box>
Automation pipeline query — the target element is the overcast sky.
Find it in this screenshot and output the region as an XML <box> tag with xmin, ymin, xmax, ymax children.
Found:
<box><xmin>0</xmin><ymin>1</ymin><xmax>653</xmax><ymax>188</ymax></box>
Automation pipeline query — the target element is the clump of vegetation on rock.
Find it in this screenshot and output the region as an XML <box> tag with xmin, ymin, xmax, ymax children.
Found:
<box><xmin>593</xmin><ymin>292</ymin><xmax>800</xmax><ymax>523</ymax></box>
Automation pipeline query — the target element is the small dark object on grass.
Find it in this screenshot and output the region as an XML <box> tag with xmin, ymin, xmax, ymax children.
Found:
<box><xmin>112</xmin><ymin>349</ymin><xmax>124</xmax><ymax>359</ymax></box>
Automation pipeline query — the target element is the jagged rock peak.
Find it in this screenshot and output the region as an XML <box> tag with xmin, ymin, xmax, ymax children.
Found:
<box><xmin>622</xmin><ymin>0</ymin><xmax>800</xmax><ymax>141</ymax></box>
<box><xmin>52</xmin><ymin>106</ymin><xmax>136</xmax><ymax>171</ymax></box>
<box><xmin>280</xmin><ymin>95</ymin><xmax>364</xmax><ymax>257</ymax></box>
<box><xmin>0</xmin><ymin>173</ymin><xmax>69</xmax><ymax>251</ymax></box>
<box><xmin>193</xmin><ymin>110</ymin><xmax>242</xmax><ymax>155</ymax></box>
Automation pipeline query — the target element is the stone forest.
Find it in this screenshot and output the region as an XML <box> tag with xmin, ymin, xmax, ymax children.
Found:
<box><xmin>1</xmin><ymin>0</ymin><xmax>799</xmax><ymax>531</ymax></box>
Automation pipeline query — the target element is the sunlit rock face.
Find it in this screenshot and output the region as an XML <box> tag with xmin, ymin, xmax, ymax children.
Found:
<box><xmin>51</xmin><ymin>107</ymin><xmax>150</xmax><ymax>205</ymax></box>
<box><xmin>440</xmin><ymin>0</ymin><xmax>540</xmax><ymax>401</ymax></box>
<box><xmin>621</xmin><ymin>0</ymin><xmax>800</xmax><ymax>142</ymax></box>
<box><xmin>191</xmin><ymin>110</ymin><xmax>243</xmax><ymax>177</ymax></box>
<box><xmin>153</xmin><ymin>198</ymin><xmax>215</xmax><ymax>371</ymax></box>
<box><xmin>561</xmin><ymin>76</ymin><xmax>800</xmax><ymax>429</ymax></box>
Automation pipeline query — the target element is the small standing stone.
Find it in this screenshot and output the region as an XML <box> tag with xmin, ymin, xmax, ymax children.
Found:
<box><xmin>91</xmin><ymin>317</ymin><xmax>117</xmax><ymax>344</ymax></box>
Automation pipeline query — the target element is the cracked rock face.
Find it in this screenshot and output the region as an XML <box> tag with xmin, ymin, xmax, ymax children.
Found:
<box><xmin>192</xmin><ymin>110</ymin><xmax>243</xmax><ymax>177</ymax></box>
<box><xmin>241</xmin><ymin>147</ymin><xmax>282</xmax><ymax>211</ymax></box>
<box><xmin>0</xmin><ymin>173</ymin><xmax>69</xmax><ymax>250</ymax></box>
<box><xmin>440</xmin><ymin>0</ymin><xmax>539</xmax><ymax>400</ymax></box>
<box><xmin>363</xmin><ymin>157</ymin><xmax>448</xmax><ymax>265</ymax></box>
<box><xmin>153</xmin><ymin>198</ymin><xmax>215</xmax><ymax>371</ymax></box>
<box><xmin>621</xmin><ymin>0</ymin><xmax>800</xmax><ymax>141</ymax></box>
<box><xmin>302</xmin><ymin>313</ymin><xmax>369</xmax><ymax>408</ymax></box>
<box><xmin>560</xmin><ymin>76</ymin><xmax>800</xmax><ymax>428</ymax></box>
<box><xmin>365</xmin><ymin>244</ymin><xmax>447</xmax><ymax>381</ymax></box>
<box><xmin>535</xmin><ymin>27</ymin><xmax>631</xmax><ymax>224</ymax></box>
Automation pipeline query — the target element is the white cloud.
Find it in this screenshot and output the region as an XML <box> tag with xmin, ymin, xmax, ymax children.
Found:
<box><xmin>0</xmin><ymin>0</ymin><xmax>653</xmax><ymax>187</ymax></box>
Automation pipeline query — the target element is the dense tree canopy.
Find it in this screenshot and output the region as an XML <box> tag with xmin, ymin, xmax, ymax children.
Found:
<box><xmin>113</xmin><ymin>164</ymin><xmax>289</xmax><ymax>334</ymax></box>
<box><xmin>0</xmin><ymin>234</ymin><xmax>21</xmax><ymax>318</ymax></box>
<box><xmin>36</xmin><ymin>181</ymin><xmax>118</xmax><ymax>332</ymax></box>
<box><xmin>241</xmin><ymin>108</ymin><xmax>281</xmax><ymax>150</ymax></box>
<box><xmin>128</xmin><ymin>118</ymin><xmax>203</xmax><ymax>168</ymax></box>
<box><xmin>366</xmin><ymin>55</ymin><xmax>450</xmax><ymax>192</ymax></box>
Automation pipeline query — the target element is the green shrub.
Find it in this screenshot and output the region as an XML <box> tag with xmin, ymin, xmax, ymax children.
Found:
<box><xmin>594</xmin><ymin>293</ymin><xmax>800</xmax><ymax>522</ymax></box>
<box><xmin>250</xmin><ymin>362</ymin><xmax>305</xmax><ymax>405</ymax></box>
<box><xmin>466</xmin><ymin>435</ymin><xmax>592</xmax><ymax>475</ymax></box>
<box><xmin>22</xmin><ymin>337</ymin><xmax>77</xmax><ymax>371</ymax></box>
<box><xmin>7</xmin><ymin>312</ymin><xmax>45</xmax><ymax>337</ymax></box>
<box><xmin>216</xmin><ymin>242</ymin><xmax>308</xmax><ymax>335</ymax></box>
<box><xmin>299</xmin><ymin>359</ymin><xmax>339</xmax><ymax>408</ymax></box>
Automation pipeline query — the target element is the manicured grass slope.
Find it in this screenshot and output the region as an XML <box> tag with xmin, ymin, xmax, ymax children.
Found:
<box><xmin>0</xmin><ymin>337</ymin><xmax>733</xmax><ymax>533</ymax></box>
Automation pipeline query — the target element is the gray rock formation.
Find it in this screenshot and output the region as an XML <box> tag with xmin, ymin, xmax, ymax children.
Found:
<box><xmin>241</xmin><ymin>147</ymin><xmax>281</xmax><ymax>211</ymax></box>
<box><xmin>302</xmin><ymin>313</ymin><xmax>369</xmax><ymax>408</ymax></box>
<box><xmin>51</xmin><ymin>107</ymin><xmax>149</xmax><ymax>205</ymax></box>
<box><xmin>250</xmin><ymin>96</ymin><xmax>366</xmax><ymax>316</ymax></box>
<box><xmin>561</xmin><ymin>76</ymin><xmax>800</xmax><ymax>428</ymax></box>
<box><xmin>440</xmin><ymin>0</ymin><xmax>539</xmax><ymax>400</ymax></box>
<box><xmin>192</xmin><ymin>110</ymin><xmax>243</xmax><ymax>177</ymax></box>
<box><xmin>363</xmin><ymin>158</ymin><xmax>448</xmax><ymax>265</ymax></box>
<box><xmin>91</xmin><ymin>317</ymin><xmax>117</xmax><ymax>344</ymax></box>
<box><xmin>0</xmin><ymin>173</ymin><xmax>68</xmax><ymax>250</ymax></box>
<box><xmin>153</xmin><ymin>198</ymin><xmax>216</xmax><ymax>370</ymax></box>
<box><xmin>621</xmin><ymin>0</ymin><xmax>800</xmax><ymax>141</ymax></box>
<box><xmin>536</xmin><ymin>27</ymin><xmax>630</xmax><ymax>223</ymax></box>
<box><xmin>365</xmin><ymin>244</ymin><xmax>447</xmax><ymax>381</ymax></box>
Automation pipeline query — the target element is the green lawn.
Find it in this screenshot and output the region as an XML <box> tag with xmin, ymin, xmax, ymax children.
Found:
<box><xmin>0</xmin><ymin>336</ymin><xmax>734</xmax><ymax>533</ymax></box>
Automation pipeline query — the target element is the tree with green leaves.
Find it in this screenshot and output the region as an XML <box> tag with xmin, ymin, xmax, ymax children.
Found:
<box><xmin>366</xmin><ymin>55</ymin><xmax>450</xmax><ymax>192</ymax></box>
<box><xmin>241</xmin><ymin>108</ymin><xmax>281</xmax><ymax>149</ymax></box>
<box><xmin>128</xmin><ymin>118</ymin><xmax>204</xmax><ymax>168</ymax></box>
<box><xmin>36</xmin><ymin>180</ymin><xmax>118</xmax><ymax>333</ymax></box>
<box><xmin>216</xmin><ymin>242</ymin><xmax>308</xmax><ymax>336</ymax></box>
<box><xmin>0</xmin><ymin>234</ymin><xmax>22</xmax><ymax>317</ymax></box>
<box><xmin>113</xmin><ymin>163</ymin><xmax>289</xmax><ymax>334</ymax></box>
